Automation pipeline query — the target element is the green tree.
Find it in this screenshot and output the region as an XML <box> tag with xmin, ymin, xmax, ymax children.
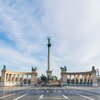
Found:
<box><xmin>40</xmin><ymin>74</ymin><xmax>47</xmax><ymax>82</ymax></box>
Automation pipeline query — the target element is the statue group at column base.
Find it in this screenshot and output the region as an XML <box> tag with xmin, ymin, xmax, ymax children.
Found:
<box><xmin>46</xmin><ymin>70</ymin><xmax>52</xmax><ymax>79</ymax></box>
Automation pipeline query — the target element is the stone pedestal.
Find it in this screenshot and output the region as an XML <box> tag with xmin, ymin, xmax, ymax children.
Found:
<box><xmin>1</xmin><ymin>67</ymin><xmax>6</xmax><ymax>86</ymax></box>
<box><xmin>61</xmin><ymin>71</ymin><xmax>67</xmax><ymax>86</ymax></box>
<box><xmin>31</xmin><ymin>71</ymin><xmax>37</xmax><ymax>85</ymax></box>
<box><xmin>92</xmin><ymin>72</ymin><xmax>98</xmax><ymax>86</ymax></box>
<box><xmin>46</xmin><ymin>70</ymin><xmax>52</xmax><ymax>79</ymax></box>
<box><xmin>92</xmin><ymin>66</ymin><xmax>98</xmax><ymax>86</ymax></box>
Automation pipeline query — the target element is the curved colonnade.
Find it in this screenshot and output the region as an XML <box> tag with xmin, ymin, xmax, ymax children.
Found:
<box><xmin>61</xmin><ymin>66</ymin><xmax>98</xmax><ymax>86</ymax></box>
<box><xmin>1</xmin><ymin>67</ymin><xmax>37</xmax><ymax>86</ymax></box>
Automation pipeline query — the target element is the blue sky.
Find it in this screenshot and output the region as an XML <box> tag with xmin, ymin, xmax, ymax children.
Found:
<box><xmin>0</xmin><ymin>0</ymin><xmax>100</xmax><ymax>78</ymax></box>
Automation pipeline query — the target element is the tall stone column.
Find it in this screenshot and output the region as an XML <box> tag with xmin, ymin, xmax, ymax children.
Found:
<box><xmin>46</xmin><ymin>37</ymin><xmax>52</xmax><ymax>79</ymax></box>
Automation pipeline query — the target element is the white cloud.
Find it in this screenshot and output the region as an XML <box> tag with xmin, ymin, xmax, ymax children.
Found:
<box><xmin>0</xmin><ymin>0</ymin><xmax>100</xmax><ymax>77</ymax></box>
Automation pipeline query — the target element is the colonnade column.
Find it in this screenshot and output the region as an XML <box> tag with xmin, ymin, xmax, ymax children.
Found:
<box><xmin>70</xmin><ymin>75</ymin><xmax>71</xmax><ymax>84</ymax></box>
<box><xmin>78</xmin><ymin>75</ymin><xmax>80</xmax><ymax>84</ymax></box>
<box><xmin>66</xmin><ymin>75</ymin><xmax>67</xmax><ymax>84</ymax></box>
<box><xmin>74</xmin><ymin>75</ymin><xmax>76</xmax><ymax>84</ymax></box>
<box><xmin>82</xmin><ymin>75</ymin><xmax>84</xmax><ymax>84</ymax></box>
<box><xmin>18</xmin><ymin>75</ymin><xmax>20</xmax><ymax>83</ymax></box>
<box><xmin>6</xmin><ymin>74</ymin><xmax>8</xmax><ymax>84</ymax></box>
<box><xmin>9</xmin><ymin>74</ymin><xmax>11</xmax><ymax>83</ymax></box>
<box><xmin>22</xmin><ymin>75</ymin><xmax>24</xmax><ymax>83</ymax></box>
<box><xmin>11</xmin><ymin>74</ymin><xmax>13</xmax><ymax>83</ymax></box>
<box><xmin>13</xmin><ymin>74</ymin><xmax>16</xmax><ymax>83</ymax></box>
<box><xmin>27</xmin><ymin>75</ymin><xmax>28</xmax><ymax>84</ymax></box>
<box><xmin>86</xmin><ymin>75</ymin><xmax>88</xmax><ymax>84</ymax></box>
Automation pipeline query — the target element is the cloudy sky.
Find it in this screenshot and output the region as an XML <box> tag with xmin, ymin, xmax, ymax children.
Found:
<box><xmin>0</xmin><ymin>0</ymin><xmax>100</xmax><ymax>78</ymax></box>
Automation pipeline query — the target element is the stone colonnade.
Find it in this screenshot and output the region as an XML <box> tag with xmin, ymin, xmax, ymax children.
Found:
<box><xmin>61</xmin><ymin>66</ymin><xmax>98</xmax><ymax>86</ymax></box>
<box><xmin>1</xmin><ymin>67</ymin><xmax>37</xmax><ymax>86</ymax></box>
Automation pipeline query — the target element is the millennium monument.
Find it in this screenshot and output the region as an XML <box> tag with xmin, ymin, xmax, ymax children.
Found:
<box><xmin>46</xmin><ymin>37</ymin><xmax>52</xmax><ymax>79</ymax></box>
<box><xmin>0</xmin><ymin>38</ymin><xmax>99</xmax><ymax>86</ymax></box>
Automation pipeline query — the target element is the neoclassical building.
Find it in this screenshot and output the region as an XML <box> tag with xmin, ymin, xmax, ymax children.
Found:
<box><xmin>0</xmin><ymin>65</ymin><xmax>99</xmax><ymax>87</ymax></box>
<box><xmin>0</xmin><ymin>65</ymin><xmax>37</xmax><ymax>86</ymax></box>
<box><xmin>61</xmin><ymin>66</ymin><xmax>98</xmax><ymax>86</ymax></box>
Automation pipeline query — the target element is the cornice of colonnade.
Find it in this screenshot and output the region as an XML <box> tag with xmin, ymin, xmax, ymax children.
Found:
<box><xmin>1</xmin><ymin>65</ymin><xmax>37</xmax><ymax>75</ymax></box>
<box><xmin>61</xmin><ymin>66</ymin><xmax>96</xmax><ymax>75</ymax></box>
<box><xmin>61</xmin><ymin>70</ymin><xmax>94</xmax><ymax>75</ymax></box>
<box><xmin>61</xmin><ymin>68</ymin><xmax>96</xmax><ymax>75</ymax></box>
<box><xmin>2</xmin><ymin>69</ymin><xmax>37</xmax><ymax>75</ymax></box>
